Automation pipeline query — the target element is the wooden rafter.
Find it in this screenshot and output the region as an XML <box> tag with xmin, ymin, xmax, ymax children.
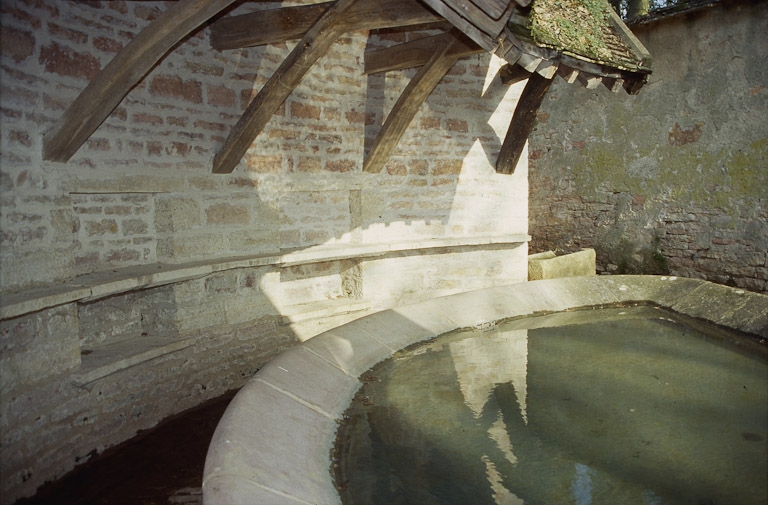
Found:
<box><xmin>364</xmin><ymin>31</ymin><xmax>483</xmax><ymax>75</ymax></box>
<box><xmin>43</xmin><ymin>0</ymin><xmax>239</xmax><ymax>162</ymax></box>
<box><xmin>363</xmin><ymin>30</ymin><xmax>464</xmax><ymax>174</ymax></box>
<box><xmin>496</xmin><ymin>70</ymin><xmax>554</xmax><ymax>174</ymax></box>
<box><xmin>212</xmin><ymin>0</ymin><xmax>359</xmax><ymax>174</ymax></box>
<box><xmin>210</xmin><ymin>0</ymin><xmax>442</xmax><ymax>51</ymax></box>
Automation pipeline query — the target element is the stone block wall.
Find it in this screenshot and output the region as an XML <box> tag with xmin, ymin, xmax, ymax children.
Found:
<box><xmin>0</xmin><ymin>1</ymin><xmax>529</xmax><ymax>502</ymax></box>
<box><xmin>528</xmin><ymin>0</ymin><xmax>767</xmax><ymax>293</ymax></box>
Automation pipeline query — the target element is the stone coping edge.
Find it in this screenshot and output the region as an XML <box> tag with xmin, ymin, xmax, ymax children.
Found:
<box><xmin>0</xmin><ymin>235</ymin><xmax>528</xmax><ymax>321</ymax></box>
<box><xmin>201</xmin><ymin>275</ymin><xmax>768</xmax><ymax>505</ymax></box>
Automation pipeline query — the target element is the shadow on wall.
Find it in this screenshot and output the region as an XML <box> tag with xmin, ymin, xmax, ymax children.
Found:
<box><xmin>0</xmin><ymin>4</ymin><xmax>533</xmax><ymax>503</ymax></box>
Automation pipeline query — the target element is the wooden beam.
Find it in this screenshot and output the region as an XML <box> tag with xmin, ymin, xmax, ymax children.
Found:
<box><xmin>364</xmin><ymin>31</ymin><xmax>483</xmax><ymax>75</ymax></box>
<box><xmin>210</xmin><ymin>0</ymin><xmax>442</xmax><ymax>50</ymax></box>
<box><xmin>43</xmin><ymin>0</ymin><xmax>239</xmax><ymax>162</ymax></box>
<box><xmin>496</xmin><ymin>71</ymin><xmax>553</xmax><ymax>175</ymax></box>
<box><xmin>212</xmin><ymin>0</ymin><xmax>358</xmax><ymax>174</ymax></box>
<box><xmin>499</xmin><ymin>63</ymin><xmax>530</xmax><ymax>86</ymax></box>
<box><xmin>363</xmin><ymin>31</ymin><xmax>463</xmax><ymax>174</ymax></box>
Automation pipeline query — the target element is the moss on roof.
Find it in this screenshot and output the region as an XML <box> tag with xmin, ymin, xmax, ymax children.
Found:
<box><xmin>528</xmin><ymin>0</ymin><xmax>639</xmax><ymax>68</ymax></box>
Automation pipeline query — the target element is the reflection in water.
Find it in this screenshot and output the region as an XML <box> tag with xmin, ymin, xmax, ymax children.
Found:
<box><xmin>334</xmin><ymin>307</ymin><xmax>768</xmax><ymax>505</ymax></box>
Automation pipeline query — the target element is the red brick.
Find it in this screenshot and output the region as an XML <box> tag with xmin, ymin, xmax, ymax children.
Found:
<box><xmin>325</xmin><ymin>159</ymin><xmax>355</xmax><ymax>172</ymax></box>
<box><xmin>206</xmin><ymin>84</ymin><xmax>236</xmax><ymax>107</ymax></box>
<box><xmin>93</xmin><ymin>35</ymin><xmax>123</xmax><ymax>53</ymax></box>
<box><xmin>48</xmin><ymin>22</ymin><xmax>88</xmax><ymax>44</ymax></box>
<box><xmin>409</xmin><ymin>160</ymin><xmax>428</xmax><ymax>176</ymax></box>
<box><xmin>345</xmin><ymin>110</ymin><xmax>376</xmax><ymax>125</ymax></box>
<box><xmin>433</xmin><ymin>160</ymin><xmax>462</xmax><ymax>175</ymax></box>
<box><xmin>245</xmin><ymin>154</ymin><xmax>282</xmax><ymax>173</ymax></box>
<box><xmin>86</xmin><ymin>138</ymin><xmax>110</xmax><ymax>151</ymax></box>
<box><xmin>131</xmin><ymin>113</ymin><xmax>163</xmax><ymax>126</ymax></box>
<box><xmin>420</xmin><ymin>117</ymin><xmax>440</xmax><ymax>130</ymax></box>
<box><xmin>147</xmin><ymin>141</ymin><xmax>162</xmax><ymax>156</ymax></box>
<box><xmin>1</xmin><ymin>27</ymin><xmax>35</xmax><ymax>63</ymax></box>
<box><xmin>446</xmin><ymin>119</ymin><xmax>468</xmax><ymax>133</ymax></box>
<box><xmin>149</xmin><ymin>74</ymin><xmax>202</xmax><ymax>104</ymax></box>
<box><xmin>294</xmin><ymin>157</ymin><xmax>322</xmax><ymax>173</ymax></box>
<box><xmin>134</xmin><ymin>4</ymin><xmax>163</xmax><ymax>21</ymax></box>
<box><xmin>166</xmin><ymin>142</ymin><xmax>192</xmax><ymax>156</ymax></box>
<box><xmin>385</xmin><ymin>160</ymin><xmax>406</xmax><ymax>176</ymax></box>
<box><xmin>39</xmin><ymin>42</ymin><xmax>100</xmax><ymax>80</ymax></box>
<box><xmin>193</xmin><ymin>120</ymin><xmax>227</xmax><ymax>132</ymax></box>
<box><xmin>291</xmin><ymin>102</ymin><xmax>321</xmax><ymax>120</ymax></box>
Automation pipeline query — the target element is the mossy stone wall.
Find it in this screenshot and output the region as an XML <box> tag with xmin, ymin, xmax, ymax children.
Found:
<box><xmin>529</xmin><ymin>0</ymin><xmax>767</xmax><ymax>293</ymax></box>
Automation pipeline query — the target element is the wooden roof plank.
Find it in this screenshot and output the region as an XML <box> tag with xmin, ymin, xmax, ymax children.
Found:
<box><xmin>417</xmin><ymin>0</ymin><xmax>497</xmax><ymax>53</ymax></box>
<box><xmin>363</xmin><ymin>31</ymin><xmax>464</xmax><ymax>174</ymax></box>
<box><xmin>42</xmin><ymin>0</ymin><xmax>239</xmax><ymax>162</ymax></box>
<box><xmin>364</xmin><ymin>31</ymin><xmax>483</xmax><ymax>75</ymax></box>
<box><xmin>212</xmin><ymin>0</ymin><xmax>359</xmax><ymax>174</ymax></box>
<box><xmin>210</xmin><ymin>0</ymin><xmax>442</xmax><ymax>51</ymax></box>
<box><xmin>428</xmin><ymin>0</ymin><xmax>514</xmax><ymax>39</ymax></box>
<box><xmin>496</xmin><ymin>71</ymin><xmax>553</xmax><ymax>174</ymax></box>
<box><xmin>469</xmin><ymin>0</ymin><xmax>511</xmax><ymax>20</ymax></box>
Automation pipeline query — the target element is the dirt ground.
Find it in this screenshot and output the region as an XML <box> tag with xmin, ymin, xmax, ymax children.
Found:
<box><xmin>14</xmin><ymin>391</ymin><xmax>236</xmax><ymax>505</ymax></box>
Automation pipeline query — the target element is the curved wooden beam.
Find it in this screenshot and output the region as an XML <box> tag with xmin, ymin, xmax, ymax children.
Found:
<box><xmin>212</xmin><ymin>0</ymin><xmax>360</xmax><ymax>174</ymax></box>
<box><xmin>496</xmin><ymin>70</ymin><xmax>553</xmax><ymax>174</ymax></box>
<box><xmin>363</xmin><ymin>31</ymin><xmax>463</xmax><ymax>174</ymax></box>
<box><xmin>43</xmin><ymin>0</ymin><xmax>239</xmax><ymax>162</ymax></box>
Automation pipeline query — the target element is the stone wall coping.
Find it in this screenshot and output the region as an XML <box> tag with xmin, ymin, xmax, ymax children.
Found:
<box><xmin>0</xmin><ymin>235</ymin><xmax>528</xmax><ymax>321</ymax></box>
<box><xmin>201</xmin><ymin>275</ymin><xmax>767</xmax><ymax>505</ymax></box>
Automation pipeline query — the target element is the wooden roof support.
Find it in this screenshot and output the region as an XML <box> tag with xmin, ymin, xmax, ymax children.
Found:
<box><xmin>499</xmin><ymin>63</ymin><xmax>530</xmax><ymax>85</ymax></box>
<box><xmin>42</xmin><ymin>0</ymin><xmax>239</xmax><ymax>162</ymax></box>
<box><xmin>496</xmin><ymin>71</ymin><xmax>553</xmax><ymax>175</ymax></box>
<box><xmin>212</xmin><ymin>0</ymin><xmax>359</xmax><ymax>174</ymax></box>
<box><xmin>210</xmin><ymin>0</ymin><xmax>442</xmax><ymax>51</ymax></box>
<box><xmin>364</xmin><ymin>30</ymin><xmax>483</xmax><ymax>75</ymax></box>
<box><xmin>363</xmin><ymin>31</ymin><xmax>464</xmax><ymax>174</ymax></box>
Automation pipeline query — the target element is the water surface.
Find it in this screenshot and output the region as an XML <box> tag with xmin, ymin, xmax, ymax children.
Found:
<box><xmin>334</xmin><ymin>306</ymin><xmax>767</xmax><ymax>505</ymax></box>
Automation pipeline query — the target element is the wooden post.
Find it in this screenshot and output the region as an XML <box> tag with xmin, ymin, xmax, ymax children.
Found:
<box><xmin>496</xmin><ymin>71</ymin><xmax>553</xmax><ymax>174</ymax></box>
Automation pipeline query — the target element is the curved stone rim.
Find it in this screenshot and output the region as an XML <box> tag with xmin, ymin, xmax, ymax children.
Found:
<box><xmin>202</xmin><ymin>275</ymin><xmax>767</xmax><ymax>505</ymax></box>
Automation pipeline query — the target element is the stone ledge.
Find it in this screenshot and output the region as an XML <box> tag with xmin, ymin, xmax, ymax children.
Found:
<box><xmin>72</xmin><ymin>336</ymin><xmax>196</xmax><ymax>387</ymax></box>
<box><xmin>202</xmin><ymin>276</ymin><xmax>767</xmax><ymax>505</ymax></box>
<box><xmin>1</xmin><ymin>235</ymin><xmax>529</xmax><ymax>321</ymax></box>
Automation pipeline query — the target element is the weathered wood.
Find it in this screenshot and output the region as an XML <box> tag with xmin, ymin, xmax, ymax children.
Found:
<box><xmin>557</xmin><ymin>65</ymin><xmax>579</xmax><ymax>84</ymax></box>
<box><xmin>210</xmin><ymin>0</ymin><xmax>442</xmax><ymax>50</ymax></box>
<box><xmin>602</xmin><ymin>76</ymin><xmax>624</xmax><ymax>93</ymax></box>
<box><xmin>212</xmin><ymin>0</ymin><xmax>358</xmax><ymax>174</ymax></box>
<box><xmin>469</xmin><ymin>0</ymin><xmax>511</xmax><ymax>20</ymax></box>
<box><xmin>43</xmin><ymin>0</ymin><xmax>239</xmax><ymax>162</ymax></box>
<box><xmin>496</xmin><ymin>71</ymin><xmax>553</xmax><ymax>174</ymax></box>
<box><xmin>417</xmin><ymin>0</ymin><xmax>497</xmax><ymax>53</ymax></box>
<box><xmin>535</xmin><ymin>59</ymin><xmax>559</xmax><ymax>79</ymax></box>
<box><xmin>578</xmin><ymin>72</ymin><xmax>603</xmax><ymax>89</ymax></box>
<box><xmin>499</xmin><ymin>63</ymin><xmax>530</xmax><ymax>85</ymax></box>
<box><xmin>363</xmin><ymin>32</ymin><xmax>463</xmax><ymax>174</ymax></box>
<box><xmin>364</xmin><ymin>31</ymin><xmax>483</xmax><ymax>75</ymax></box>
<box><xmin>437</xmin><ymin>0</ymin><xmax>515</xmax><ymax>36</ymax></box>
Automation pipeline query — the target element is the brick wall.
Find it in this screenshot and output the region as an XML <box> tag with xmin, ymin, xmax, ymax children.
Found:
<box><xmin>0</xmin><ymin>1</ymin><xmax>529</xmax><ymax>501</ymax></box>
<box><xmin>528</xmin><ymin>1</ymin><xmax>767</xmax><ymax>293</ymax></box>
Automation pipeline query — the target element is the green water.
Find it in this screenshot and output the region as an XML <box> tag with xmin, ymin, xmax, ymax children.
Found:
<box><xmin>333</xmin><ymin>306</ymin><xmax>768</xmax><ymax>505</ymax></box>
